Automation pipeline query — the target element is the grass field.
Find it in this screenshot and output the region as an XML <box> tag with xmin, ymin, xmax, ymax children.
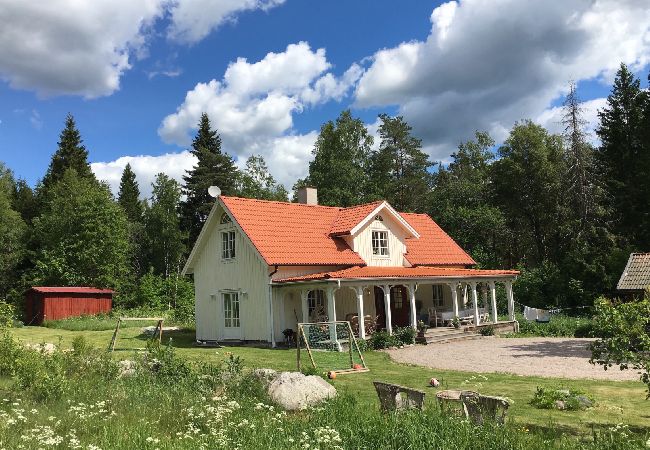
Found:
<box><xmin>9</xmin><ymin>325</ymin><xmax>649</xmax><ymax>435</ymax></box>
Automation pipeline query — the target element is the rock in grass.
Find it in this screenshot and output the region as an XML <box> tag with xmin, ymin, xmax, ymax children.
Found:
<box><xmin>118</xmin><ymin>360</ymin><xmax>137</xmax><ymax>378</ymax></box>
<box><xmin>268</xmin><ymin>372</ymin><xmax>336</xmax><ymax>411</ymax></box>
<box><xmin>576</xmin><ymin>395</ymin><xmax>593</xmax><ymax>408</ymax></box>
<box><xmin>253</xmin><ymin>368</ymin><xmax>278</xmax><ymax>386</ymax></box>
<box><xmin>554</xmin><ymin>400</ymin><xmax>566</xmax><ymax>410</ymax></box>
<box><xmin>25</xmin><ymin>343</ymin><xmax>56</xmax><ymax>355</ymax></box>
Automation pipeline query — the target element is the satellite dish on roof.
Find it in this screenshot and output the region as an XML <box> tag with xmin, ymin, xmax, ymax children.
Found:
<box><xmin>208</xmin><ymin>186</ymin><xmax>221</xmax><ymax>198</ymax></box>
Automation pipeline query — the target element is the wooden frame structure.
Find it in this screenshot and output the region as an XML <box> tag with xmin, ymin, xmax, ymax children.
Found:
<box><xmin>108</xmin><ymin>317</ymin><xmax>164</xmax><ymax>352</ymax></box>
<box><xmin>296</xmin><ymin>320</ymin><xmax>369</xmax><ymax>376</ymax></box>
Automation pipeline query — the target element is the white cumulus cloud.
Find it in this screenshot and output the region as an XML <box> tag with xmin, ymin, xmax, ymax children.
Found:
<box><xmin>158</xmin><ymin>42</ymin><xmax>358</xmax><ymax>187</ymax></box>
<box><xmin>355</xmin><ymin>0</ymin><xmax>650</xmax><ymax>159</ymax></box>
<box><xmin>91</xmin><ymin>151</ymin><xmax>198</xmax><ymax>199</ymax></box>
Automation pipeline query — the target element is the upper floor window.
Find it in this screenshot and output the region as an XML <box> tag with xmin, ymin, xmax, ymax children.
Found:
<box><xmin>220</xmin><ymin>213</ymin><xmax>232</xmax><ymax>224</ymax></box>
<box><xmin>371</xmin><ymin>230</ymin><xmax>389</xmax><ymax>256</ymax></box>
<box><xmin>222</xmin><ymin>230</ymin><xmax>236</xmax><ymax>260</ymax></box>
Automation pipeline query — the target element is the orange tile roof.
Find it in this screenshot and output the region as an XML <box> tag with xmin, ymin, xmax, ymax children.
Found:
<box><xmin>274</xmin><ymin>266</ymin><xmax>520</xmax><ymax>283</ymax></box>
<box><xmin>221</xmin><ymin>196</ymin><xmax>365</xmax><ymax>266</ymax></box>
<box><xmin>329</xmin><ymin>201</ymin><xmax>383</xmax><ymax>235</ymax></box>
<box><xmin>402</xmin><ymin>213</ymin><xmax>476</xmax><ymax>266</ymax></box>
<box><xmin>219</xmin><ymin>196</ymin><xmax>477</xmax><ymax>267</ymax></box>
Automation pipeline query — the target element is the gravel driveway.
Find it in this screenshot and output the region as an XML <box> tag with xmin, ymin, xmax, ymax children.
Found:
<box><xmin>385</xmin><ymin>337</ymin><xmax>638</xmax><ymax>381</ymax></box>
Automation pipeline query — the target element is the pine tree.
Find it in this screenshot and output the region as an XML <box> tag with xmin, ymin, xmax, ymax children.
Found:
<box><xmin>180</xmin><ymin>113</ymin><xmax>238</xmax><ymax>246</ymax></box>
<box><xmin>369</xmin><ymin>114</ymin><xmax>432</xmax><ymax>212</ymax></box>
<box><xmin>307</xmin><ymin>110</ymin><xmax>374</xmax><ymax>207</ymax></box>
<box><xmin>41</xmin><ymin>114</ymin><xmax>95</xmax><ymax>192</ymax></box>
<box><xmin>561</xmin><ymin>81</ymin><xmax>598</xmax><ymax>228</ymax></box>
<box><xmin>11</xmin><ymin>179</ymin><xmax>37</xmax><ymax>224</ymax></box>
<box><xmin>118</xmin><ymin>163</ymin><xmax>143</xmax><ymax>223</ymax></box>
<box><xmin>596</xmin><ymin>63</ymin><xmax>647</xmax><ymax>247</ymax></box>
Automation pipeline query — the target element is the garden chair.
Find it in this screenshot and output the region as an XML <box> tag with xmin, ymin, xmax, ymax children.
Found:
<box><xmin>459</xmin><ymin>391</ymin><xmax>510</xmax><ymax>425</ymax></box>
<box><xmin>373</xmin><ymin>381</ymin><xmax>426</xmax><ymax>412</ymax></box>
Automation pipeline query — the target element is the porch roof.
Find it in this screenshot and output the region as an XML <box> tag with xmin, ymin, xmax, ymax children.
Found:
<box><xmin>273</xmin><ymin>266</ymin><xmax>519</xmax><ymax>284</ymax></box>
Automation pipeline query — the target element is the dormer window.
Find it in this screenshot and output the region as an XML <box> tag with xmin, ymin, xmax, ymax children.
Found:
<box><xmin>374</xmin><ymin>215</ymin><xmax>383</xmax><ymax>222</ymax></box>
<box><xmin>220</xmin><ymin>213</ymin><xmax>232</xmax><ymax>224</ymax></box>
<box><xmin>372</xmin><ymin>230</ymin><xmax>389</xmax><ymax>256</ymax></box>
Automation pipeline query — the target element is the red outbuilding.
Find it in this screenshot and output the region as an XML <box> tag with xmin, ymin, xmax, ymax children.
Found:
<box><xmin>24</xmin><ymin>287</ymin><xmax>113</xmax><ymax>325</ymax></box>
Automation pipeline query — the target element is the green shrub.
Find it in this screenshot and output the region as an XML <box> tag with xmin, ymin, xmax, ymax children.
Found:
<box><xmin>355</xmin><ymin>338</ymin><xmax>369</xmax><ymax>353</ymax></box>
<box><xmin>0</xmin><ymin>331</ymin><xmax>22</xmax><ymax>375</ymax></box>
<box><xmin>369</xmin><ymin>330</ymin><xmax>398</xmax><ymax>349</ymax></box>
<box><xmin>479</xmin><ymin>325</ymin><xmax>495</xmax><ymax>336</ymax></box>
<box><xmin>0</xmin><ymin>301</ymin><xmax>16</xmax><ymax>328</ymax></box>
<box><xmin>393</xmin><ymin>326</ymin><xmax>416</xmax><ymax>345</ymax></box>
<box><xmin>530</xmin><ymin>386</ymin><xmax>594</xmax><ymax>411</ymax></box>
<box><xmin>514</xmin><ymin>314</ymin><xmax>595</xmax><ymax>338</ymax></box>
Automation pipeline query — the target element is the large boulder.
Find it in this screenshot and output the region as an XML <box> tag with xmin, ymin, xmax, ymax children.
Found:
<box><xmin>267</xmin><ymin>371</ymin><xmax>336</xmax><ymax>411</ymax></box>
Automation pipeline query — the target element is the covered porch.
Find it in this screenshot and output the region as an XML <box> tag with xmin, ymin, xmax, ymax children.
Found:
<box><xmin>270</xmin><ymin>266</ymin><xmax>519</xmax><ymax>345</ymax></box>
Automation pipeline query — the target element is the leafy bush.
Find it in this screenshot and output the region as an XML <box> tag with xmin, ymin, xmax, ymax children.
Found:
<box><xmin>479</xmin><ymin>325</ymin><xmax>495</xmax><ymax>336</ymax></box>
<box><xmin>355</xmin><ymin>338</ymin><xmax>369</xmax><ymax>353</ymax></box>
<box><xmin>0</xmin><ymin>331</ymin><xmax>22</xmax><ymax>375</ymax></box>
<box><xmin>369</xmin><ymin>330</ymin><xmax>398</xmax><ymax>349</ymax></box>
<box><xmin>530</xmin><ymin>386</ymin><xmax>594</xmax><ymax>411</ymax></box>
<box><xmin>0</xmin><ymin>301</ymin><xmax>16</xmax><ymax>327</ymax></box>
<box><xmin>393</xmin><ymin>326</ymin><xmax>416</xmax><ymax>345</ymax></box>
<box><xmin>514</xmin><ymin>314</ymin><xmax>595</xmax><ymax>338</ymax></box>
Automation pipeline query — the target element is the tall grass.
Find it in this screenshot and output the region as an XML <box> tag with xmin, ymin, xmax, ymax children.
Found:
<box><xmin>0</xmin><ymin>331</ymin><xmax>646</xmax><ymax>449</ymax></box>
<box><xmin>509</xmin><ymin>314</ymin><xmax>595</xmax><ymax>338</ymax></box>
<box><xmin>42</xmin><ymin>307</ymin><xmax>195</xmax><ymax>331</ymax></box>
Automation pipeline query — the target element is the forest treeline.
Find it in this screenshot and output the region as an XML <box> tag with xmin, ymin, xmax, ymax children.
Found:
<box><xmin>1</xmin><ymin>63</ymin><xmax>649</xmax><ymax>314</ymax></box>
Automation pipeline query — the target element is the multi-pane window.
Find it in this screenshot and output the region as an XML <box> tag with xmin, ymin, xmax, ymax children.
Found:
<box><xmin>371</xmin><ymin>230</ymin><xmax>389</xmax><ymax>256</ymax></box>
<box><xmin>221</xmin><ymin>231</ymin><xmax>236</xmax><ymax>259</ymax></box>
<box><xmin>392</xmin><ymin>288</ymin><xmax>404</xmax><ymax>308</ymax></box>
<box><xmin>432</xmin><ymin>285</ymin><xmax>444</xmax><ymax>307</ymax></box>
<box><xmin>223</xmin><ymin>292</ymin><xmax>240</xmax><ymax>328</ymax></box>
<box><xmin>307</xmin><ymin>290</ymin><xmax>326</xmax><ymax>319</ymax></box>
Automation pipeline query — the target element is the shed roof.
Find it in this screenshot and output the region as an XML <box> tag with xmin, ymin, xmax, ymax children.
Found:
<box><xmin>30</xmin><ymin>287</ymin><xmax>114</xmax><ymax>294</ymax></box>
<box><xmin>617</xmin><ymin>253</ymin><xmax>650</xmax><ymax>291</ymax></box>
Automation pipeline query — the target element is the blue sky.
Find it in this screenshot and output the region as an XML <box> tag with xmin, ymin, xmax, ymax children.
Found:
<box><xmin>1</xmin><ymin>0</ymin><xmax>649</xmax><ymax>196</ymax></box>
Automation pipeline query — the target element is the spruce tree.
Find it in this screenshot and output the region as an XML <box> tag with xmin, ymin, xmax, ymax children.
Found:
<box><xmin>180</xmin><ymin>113</ymin><xmax>238</xmax><ymax>246</ymax></box>
<box><xmin>117</xmin><ymin>163</ymin><xmax>143</xmax><ymax>223</ymax></box>
<box><xmin>596</xmin><ymin>63</ymin><xmax>647</xmax><ymax>246</ymax></box>
<box><xmin>369</xmin><ymin>114</ymin><xmax>432</xmax><ymax>212</ymax></box>
<box><xmin>41</xmin><ymin>114</ymin><xmax>95</xmax><ymax>192</ymax></box>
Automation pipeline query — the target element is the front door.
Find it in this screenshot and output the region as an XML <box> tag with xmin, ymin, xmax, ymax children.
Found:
<box><xmin>390</xmin><ymin>286</ymin><xmax>410</xmax><ymax>328</ymax></box>
<box><xmin>374</xmin><ymin>285</ymin><xmax>410</xmax><ymax>329</ymax></box>
<box><xmin>222</xmin><ymin>292</ymin><xmax>242</xmax><ymax>339</ymax></box>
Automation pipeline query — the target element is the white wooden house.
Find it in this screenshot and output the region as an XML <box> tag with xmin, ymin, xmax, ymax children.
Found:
<box><xmin>182</xmin><ymin>187</ymin><xmax>519</xmax><ymax>346</ymax></box>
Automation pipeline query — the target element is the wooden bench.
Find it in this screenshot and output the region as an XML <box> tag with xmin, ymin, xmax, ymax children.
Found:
<box><xmin>373</xmin><ymin>381</ymin><xmax>426</xmax><ymax>412</ymax></box>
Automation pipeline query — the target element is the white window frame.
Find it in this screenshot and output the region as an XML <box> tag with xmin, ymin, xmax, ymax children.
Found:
<box><xmin>307</xmin><ymin>290</ymin><xmax>326</xmax><ymax>319</ymax></box>
<box><xmin>223</xmin><ymin>291</ymin><xmax>240</xmax><ymax>328</ymax></box>
<box><xmin>432</xmin><ymin>285</ymin><xmax>444</xmax><ymax>307</ymax></box>
<box><xmin>371</xmin><ymin>230</ymin><xmax>389</xmax><ymax>256</ymax></box>
<box><xmin>221</xmin><ymin>230</ymin><xmax>236</xmax><ymax>260</ymax></box>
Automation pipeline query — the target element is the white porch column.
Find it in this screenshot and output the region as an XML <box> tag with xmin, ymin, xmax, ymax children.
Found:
<box><xmin>469</xmin><ymin>281</ymin><xmax>480</xmax><ymax>326</ymax></box>
<box><xmin>448</xmin><ymin>283</ymin><xmax>459</xmax><ymax>319</ymax></box>
<box><xmin>354</xmin><ymin>286</ymin><xmax>366</xmax><ymax>340</ymax></box>
<box><xmin>408</xmin><ymin>284</ymin><xmax>417</xmax><ymax>330</ymax></box>
<box><xmin>383</xmin><ymin>284</ymin><xmax>393</xmax><ymax>335</ymax></box>
<box><xmin>505</xmin><ymin>280</ymin><xmax>515</xmax><ymax>321</ymax></box>
<box><xmin>462</xmin><ymin>284</ymin><xmax>468</xmax><ymax>308</ymax></box>
<box><xmin>300</xmin><ymin>290</ymin><xmax>309</xmax><ymax>323</ymax></box>
<box><xmin>489</xmin><ymin>280</ymin><xmax>498</xmax><ymax>323</ymax></box>
<box><xmin>326</xmin><ymin>287</ymin><xmax>340</xmax><ymax>350</ymax></box>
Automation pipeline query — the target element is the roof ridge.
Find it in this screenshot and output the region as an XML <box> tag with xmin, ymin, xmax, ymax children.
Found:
<box><xmin>221</xmin><ymin>195</ymin><xmax>343</xmax><ymax>210</ymax></box>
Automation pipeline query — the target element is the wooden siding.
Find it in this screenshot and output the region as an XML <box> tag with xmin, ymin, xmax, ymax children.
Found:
<box><xmin>24</xmin><ymin>292</ymin><xmax>112</xmax><ymax>325</ymax></box>
<box><xmin>352</xmin><ymin>215</ymin><xmax>409</xmax><ymax>266</ymax></box>
<box><xmin>193</xmin><ymin>204</ymin><xmax>270</xmax><ymax>342</ymax></box>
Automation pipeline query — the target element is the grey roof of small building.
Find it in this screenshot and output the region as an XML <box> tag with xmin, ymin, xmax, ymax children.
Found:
<box><xmin>617</xmin><ymin>253</ymin><xmax>650</xmax><ymax>291</ymax></box>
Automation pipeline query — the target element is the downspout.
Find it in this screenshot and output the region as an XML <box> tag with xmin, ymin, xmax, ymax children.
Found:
<box><xmin>268</xmin><ymin>265</ymin><xmax>279</xmax><ymax>348</ymax></box>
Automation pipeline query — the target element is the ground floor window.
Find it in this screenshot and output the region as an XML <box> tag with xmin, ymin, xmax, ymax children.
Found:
<box><xmin>392</xmin><ymin>287</ymin><xmax>404</xmax><ymax>308</ymax></box>
<box><xmin>223</xmin><ymin>292</ymin><xmax>240</xmax><ymax>328</ymax></box>
<box><xmin>433</xmin><ymin>285</ymin><xmax>444</xmax><ymax>307</ymax></box>
<box><xmin>307</xmin><ymin>290</ymin><xmax>326</xmax><ymax>320</ymax></box>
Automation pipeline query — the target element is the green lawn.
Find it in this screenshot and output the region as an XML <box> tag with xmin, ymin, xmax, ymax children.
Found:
<box><xmin>10</xmin><ymin>325</ymin><xmax>649</xmax><ymax>435</ymax></box>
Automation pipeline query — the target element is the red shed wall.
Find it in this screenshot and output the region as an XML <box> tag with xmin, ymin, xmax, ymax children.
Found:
<box><xmin>42</xmin><ymin>293</ymin><xmax>112</xmax><ymax>322</ymax></box>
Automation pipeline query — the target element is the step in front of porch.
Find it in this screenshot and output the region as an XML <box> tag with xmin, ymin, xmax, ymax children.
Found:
<box><xmin>423</xmin><ymin>327</ymin><xmax>481</xmax><ymax>344</ymax></box>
